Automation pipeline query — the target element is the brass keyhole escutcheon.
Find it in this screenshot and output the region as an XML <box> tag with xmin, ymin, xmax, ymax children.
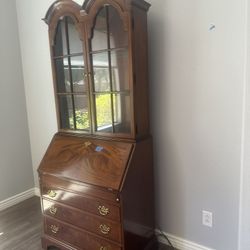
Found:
<box><xmin>84</xmin><ymin>141</ymin><xmax>92</xmax><ymax>147</ymax></box>
<box><xmin>100</xmin><ymin>246</ymin><xmax>108</xmax><ymax>250</ymax></box>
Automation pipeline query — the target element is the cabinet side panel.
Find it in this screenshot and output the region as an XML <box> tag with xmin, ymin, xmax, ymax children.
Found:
<box><xmin>132</xmin><ymin>7</ymin><xmax>150</xmax><ymax>138</ymax></box>
<box><xmin>121</xmin><ymin>137</ymin><xmax>155</xmax><ymax>248</ymax></box>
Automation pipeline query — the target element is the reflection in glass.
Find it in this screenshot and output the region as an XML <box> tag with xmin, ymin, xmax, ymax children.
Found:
<box><xmin>71</xmin><ymin>56</ymin><xmax>86</xmax><ymax>92</ymax></box>
<box><xmin>109</xmin><ymin>6</ymin><xmax>128</xmax><ymax>49</ymax></box>
<box><xmin>55</xmin><ymin>58</ymin><xmax>70</xmax><ymax>93</ymax></box>
<box><xmin>54</xmin><ymin>19</ymin><xmax>67</xmax><ymax>56</ymax></box>
<box><xmin>111</xmin><ymin>49</ymin><xmax>129</xmax><ymax>91</ymax></box>
<box><xmin>91</xmin><ymin>7</ymin><xmax>108</xmax><ymax>51</ymax></box>
<box><xmin>74</xmin><ymin>95</ymin><xmax>89</xmax><ymax>130</ymax></box>
<box><xmin>113</xmin><ymin>94</ymin><xmax>131</xmax><ymax>133</ymax></box>
<box><xmin>95</xmin><ymin>94</ymin><xmax>112</xmax><ymax>132</ymax></box>
<box><xmin>68</xmin><ymin>18</ymin><xmax>83</xmax><ymax>54</ymax></box>
<box><xmin>58</xmin><ymin>95</ymin><xmax>74</xmax><ymax>129</ymax></box>
<box><xmin>92</xmin><ymin>53</ymin><xmax>110</xmax><ymax>92</ymax></box>
<box><xmin>54</xmin><ymin>17</ymin><xmax>83</xmax><ymax>56</ymax></box>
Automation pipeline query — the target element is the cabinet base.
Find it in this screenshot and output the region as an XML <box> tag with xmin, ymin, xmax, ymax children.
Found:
<box><xmin>42</xmin><ymin>233</ymin><xmax>158</xmax><ymax>250</ymax></box>
<box><xmin>124</xmin><ymin>232</ymin><xmax>158</xmax><ymax>250</ymax></box>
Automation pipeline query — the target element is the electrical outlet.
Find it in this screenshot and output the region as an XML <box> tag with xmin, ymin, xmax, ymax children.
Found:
<box><xmin>202</xmin><ymin>210</ymin><xmax>213</xmax><ymax>227</ymax></box>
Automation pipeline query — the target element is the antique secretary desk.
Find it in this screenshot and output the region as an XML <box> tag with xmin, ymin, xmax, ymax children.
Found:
<box><xmin>38</xmin><ymin>0</ymin><xmax>155</xmax><ymax>249</ymax></box>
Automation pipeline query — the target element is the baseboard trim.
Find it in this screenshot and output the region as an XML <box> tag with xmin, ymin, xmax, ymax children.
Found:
<box><xmin>0</xmin><ymin>188</ymin><xmax>37</xmax><ymax>211</ymax></box>
<box><xmin>155</xmin><ymin>229</ymin><xmax>215</xmax><ymax>250</ymax></box>
<box><xmin>34</xmin><ymin>187</ymin><xmax>40</xmax><ymax>197</ymax></box>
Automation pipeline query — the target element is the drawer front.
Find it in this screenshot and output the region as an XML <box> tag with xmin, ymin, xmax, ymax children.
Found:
<box><xmin>40</xmin><ymin>174</ymin><xmax>119</xmax><ymax>202</ymax></box>
<box><xmin>42</xmin><ymin>185</ymin><xmax>120</xmax><ymax>222</ymax></box>
<box><xmin>44</xmin><ymin>217</ymin><xmax>122</xmax><ymax>250</ymax></box>
<box><xmin>43</xmin><ymin>199</ymin><xmax>122</xmax><ymax>242</ymax></box>
<box><xmin>42</xmin><ymin>236</ymin><xmax>78</xmax><ymax>250</ymax></box>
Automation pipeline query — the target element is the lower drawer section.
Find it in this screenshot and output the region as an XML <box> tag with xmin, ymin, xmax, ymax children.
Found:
<box><xmin>44</xmin><ymin>217</ymin><xmax>122</xmax><ymax>250</ymax></box>
<box><xmin>43</xmin><ymin>199</ymin><xmax>122</xmax><ymax>242</ymax></box>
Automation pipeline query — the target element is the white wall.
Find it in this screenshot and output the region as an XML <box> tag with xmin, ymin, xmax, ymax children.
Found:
<box><xmin>147</xmin><ymin>0</ymin><xmax>247</xmax><ymax>249</ymax></box>
<box><xmin>0</xmin><ymin>0</ymin><xmax>34</xmax><ymax>200</ymax></box>
<box><xmin>238</xmin><ymin>1</ymin><xmax>250</xmax><ymax>249</ymax></box>
<box><xmin>15</xmin><ymin>0</ymin><xmax>250</xmax><ymax>249</ymax></box>
<box><xmin>16</xmin><ymin>0</ymin><xmax>84</xmax><ymax>188</ymax></box>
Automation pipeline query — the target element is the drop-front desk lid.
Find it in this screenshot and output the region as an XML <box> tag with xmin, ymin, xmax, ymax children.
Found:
<box><xmin>38</xmin><ymin>134</ymin><xmax>134</xmax><ymax>191</ymax></box>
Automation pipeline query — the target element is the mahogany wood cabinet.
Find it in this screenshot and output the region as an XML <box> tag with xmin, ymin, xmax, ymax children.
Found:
<box><xmin>38</xmin><ymin>0</ymin><xmax>155</xmax><ymax>249</ymax></box>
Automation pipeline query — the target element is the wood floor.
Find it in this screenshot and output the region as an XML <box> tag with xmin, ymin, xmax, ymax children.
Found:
<box><xmin>0</xmin><ymin>197</ymin><xmax>175</xmax><ymax>250</ymax></box>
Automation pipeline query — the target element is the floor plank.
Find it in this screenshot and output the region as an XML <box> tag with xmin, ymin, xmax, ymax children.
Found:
<box><xmin>0</xmin><ymin>197</ymin><xmax>42</xmax><ymax>250</ymax></box>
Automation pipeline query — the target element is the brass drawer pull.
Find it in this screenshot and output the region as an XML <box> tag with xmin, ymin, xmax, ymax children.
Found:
<box><xmin>98</xmin><ymin>205</ymin><xmax>109</xmax><ymax>216</ymax></box>
<box><xmin>50</xmin><ymin>225</ymin><xmax>59</xmax><ymax>234</ymax></box>
<box><xmin>49</xmin><ymin>206</ymin><xmax>57</xmax><ymax>215</ymax></box>
<box><xmin>99</xmin><ymin>224</ymin><xmax>110</xmax><ymax>235</ymax></box>
<box><xmin>100</xmin><ymin>247</ymin><xmax>108</xmax><ymax>250</ymax></box>
<box><xmin>47</xmin><ymin>190</ymin><xmax>57</xmax><ymax>198</ymax></box>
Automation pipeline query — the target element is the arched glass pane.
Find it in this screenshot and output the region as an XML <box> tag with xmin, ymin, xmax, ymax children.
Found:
<box><xmin>91</xmin><ymin>7</ymin><xmax>108</xmax><ymax>51</ymax></box>
<box><xmin>109</xmin><ymin>6</ymin><xmax>128</xmax><ymax>49</ymax></box>
<box><xmin>54</xmin><ymin>18</ymin><xmax>67</xmax><ymax>56</ymax></box>
<box><xmin>54</xmin><ymin>17</ymin><xmax>83</xmax><ymax>56</ymax></box>
<box><xmin>67</xmin><ymin>17</ymin><xmax>83</xmax><ymax>54</ymax></box>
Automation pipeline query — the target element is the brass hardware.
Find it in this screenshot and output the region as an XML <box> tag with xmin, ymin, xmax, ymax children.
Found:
<box><xmin>84</xmin><ymin>141</ymin><xmax>92</xmax><ymax>147</ymax></box>
<box><xmin>99</xmin><ymin>224</ymin><xmax>110</xmax><ymax>235</ymax></box>
<box><xmin>98</xmin><ymin>206</ymin><xmax>109</xmax><ymax>216</ymax></box>
<box><xmin>50</xmin><ymin>225</ymin><xmax>59</xmax><ymax>234</ymax></box>
<box><xmin>47</xmin><ymin>190</ymin><xmax>57</xmax><ymax>198</ymax></box>
<box><xmin>83</xmin><ymin>72</ymin><xmax>92</xmax><ymax>78</ymax></box>
<box><xmin>49</xmin><ymin>206</ymin><xmax>57</xmax><ymax>215</ymax></box>
<box><xmin>100</xmin><ymin>247</ymin><xmax>108</xmax><ymax>250</ymax></box>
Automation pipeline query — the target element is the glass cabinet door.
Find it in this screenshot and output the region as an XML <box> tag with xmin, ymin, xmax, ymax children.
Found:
<box><xmin>53</xmin><ymin>17</ymin><xmax>90</xmax><ymax>131</ymax></box>
<box><xmin>90</xmin><ymin>5</ymin><xmax>131</xmax><ymax>135</ymax></box>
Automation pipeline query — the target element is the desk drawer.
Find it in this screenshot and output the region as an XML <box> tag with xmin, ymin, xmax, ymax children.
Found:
<box><xmin>43</xmin><ymin>199</ymin><xmax>122</xmax><ymax>242</ymax></box>
<box><xmin>42</xmin><ymin>236</ymin><xmax>77</xmax><ymax>250</ymax></box>
<box><xmin>42</xmin><ymin>185</ymin><xmax>120</xmax><ymax>222</ymax></box>
<box><xmin>44</xmin><ymin>217</ymin><xmax>122</xmax><ymax>250</ymax></box>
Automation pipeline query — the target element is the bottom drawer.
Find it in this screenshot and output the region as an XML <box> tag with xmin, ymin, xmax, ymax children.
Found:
<box><xmin>42</xmin><ymin>236</ymin><xmax>77</xmax><ymax>250</ymax></box>
<box><xmin>44</xmin><ymin>217</ymin><xmax>122</xmax><ymax>250</ymax></box>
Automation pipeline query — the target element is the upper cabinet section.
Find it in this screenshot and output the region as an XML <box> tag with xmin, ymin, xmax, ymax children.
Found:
<box><xmin>44</xmin><ymin>0</ymin><xmax>151</xmax><ymax>140</ymax></box>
